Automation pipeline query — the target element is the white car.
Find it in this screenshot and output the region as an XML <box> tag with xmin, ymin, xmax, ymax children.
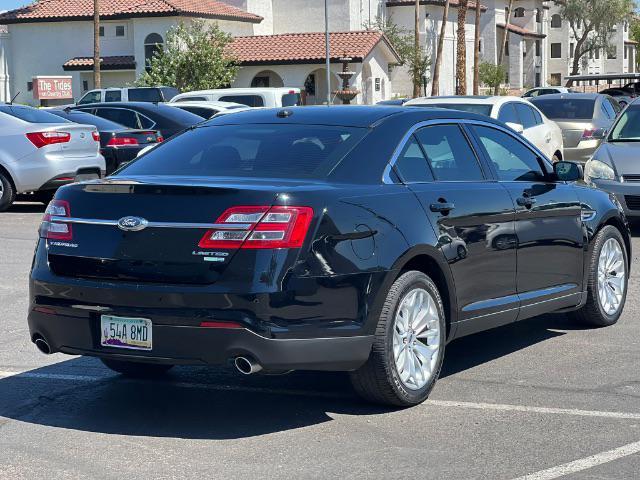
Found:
<box><xmin>0</xmin><ymin>104</ymin><xmax>105</xmax><ymax>211</ymax></box>
<box><xmin>170</xmin><ymin>87</ymin><xmax>302</xmax><ymax>108</ymax></box>
<box><xmin>77</xmin><ymin>86</ymin><xmax>180</xmax><ymax>105</ymax></box>
<box><xmin>522</xmin><ymin>87</ymin><xmax>578</xmax><ymax>98</ymax></box>
<box><xmin>404</xmin><ymin>96</ymin><xmax>564</xmax><ymax>161</ymax></box>
<box><xmin>166</xmin><ymin>101</ymin><xmax>250</xmax><ymax>119</ymax></box>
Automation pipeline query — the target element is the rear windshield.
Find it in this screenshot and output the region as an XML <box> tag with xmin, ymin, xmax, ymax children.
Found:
<box><xmin>282</xmin><ymin>93</ymin><xmax>302</xmax><ymax>106</ymax></box>
<box><xmin>49</xmin><ymin>110</ymin><xmax>124</xmax><ymax>130</ymax></box>
<box><xmin>531</xmin><ymin>98</ymin><xmax>595</xmax><ymax>120</ymax></box>
<box><xmin>609</xmin><ymin>107</ymin><xmax>640</xmax><ymax>141</ymax></box>
<box><xmin>0</xmin><ymin>105</ymin><xmax>70</xmax><ymax>124</ymax></box>
<box><xmin>127</xmin><ymin>88</ymin><xmax>163</xmax><ymax>102</ymax></box>
<box><xmin>410</xmin><ymin>103</ymin><xmax>492</xmax><ymax>116</ymax></box>
<box><xmin>117</xmin><ymin>124</ymin><xmax>367</xmax><ymax>179</ymax></box>
<box><xmin>218</xmin><ymin>95</ymin><xmax>264</xmax><ymax>107</ymax></box>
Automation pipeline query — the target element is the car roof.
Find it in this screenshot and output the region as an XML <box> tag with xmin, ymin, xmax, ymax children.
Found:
<box><xmin>206</xmin><ymin>105</ymin><xmax>502</xmax><ymax>128</ymax></box>
<box><xmin>167</xmin><ymin>100</ymin><xmax>247</xmax><ymax>109</ymax></box>
<box><xmin>529</xmin><ymin>93</ymin><xmax>602</xmax><ymax>100</ymax></box>
<box><xmin>176</xmin><ymin>87</ymin><xmax>301</xmax><ymax>96</ymax></box>
<box><xmin>73</xmin><ymin>101</ymin><xmax>170</xmax><ymax>110</ymax></box>
<box><xmin>405</xmin><ymin>95</ymin><xmax>523</xmax><ymax>106</ymax></box>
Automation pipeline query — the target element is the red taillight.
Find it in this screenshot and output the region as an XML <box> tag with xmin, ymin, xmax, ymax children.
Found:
<box><xmin>40</xmin><ymin>200</ymin><xmax>72</xmax><ymax>241</ymax></box>
<box><xmin>156</xmin><ymin>136</ymin><xmax>164</xmax><ymax>143</ymax></box>
<box><xmin>26</xmin><ymin>131</ymin><xmax>71</xmax><ymax>148</ymax></box>
<box><xmin>92</xmin><ymin>131</ymin><xmax>100</xmax><ymax>142</ymax></box>
<box><xmin>107</xmin><ymin>137</ymin><xmax>139</xmax><ymax>146</ymax></box>
<box><xmin>198</xmin><ymin>206</ymin><xmax>314</xmax><ymax>250</ymax></box>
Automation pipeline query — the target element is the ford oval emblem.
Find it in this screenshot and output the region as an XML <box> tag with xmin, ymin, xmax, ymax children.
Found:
<box><xmin>117</xmin><ymin>216</ymin><xmax>148</xmax><ymax>232</ymax></box>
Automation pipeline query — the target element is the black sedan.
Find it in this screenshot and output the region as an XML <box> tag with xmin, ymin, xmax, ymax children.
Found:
<box><xmin>48</xmin><ymin>109</ymin><xmax>163</xmax><ymax>174</ymax></box>
<box><xmin>70</xmin><ymin>101</ymin><xmax>203</xmax><ymax>139</ymax></box>
<box><xmin>30</xmin><ymin>106</ymin><xmax>630</xmax><ymax>406</ymax></box>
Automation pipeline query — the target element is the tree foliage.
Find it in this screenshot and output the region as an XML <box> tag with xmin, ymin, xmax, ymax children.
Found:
<box><xmin>479</xmin><ymin>62</ymin><xmax>506</xmax><ymax>90</ymax></box>
<box><xmin>364</xmin><ymin>14</ymin><xmax>431</xmax><ymax>96</ymax></box>
<box><xmin>136</xmin><ymin>20</ymin><xmax>239</xmax><ymax>91</ymax></box>
<box><xmin>630</xmin><ymin>16</ymin><xmax>640</xmax><ymax>69</ymax></box>
<box><xmin>558</xmin><ymin>0</ymin><xmax>635</xmax><ymax>85</ymax></box>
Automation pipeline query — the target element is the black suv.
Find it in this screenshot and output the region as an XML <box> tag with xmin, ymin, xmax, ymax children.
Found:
<box><xmin>29</xmin><ymin>107</ymin><xmax>630</xmax><ymax>406</ymax></box>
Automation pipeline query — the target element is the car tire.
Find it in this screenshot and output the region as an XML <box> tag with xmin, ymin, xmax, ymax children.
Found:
<box><xmin>350</xmin><ymin>270</ymin><xmax>446</xmax><ymax>407</ymax></box>
<box><xmin>0</xmin><ymin>170</ymin><xmax>16</xmax><ymax>212</ymax></box>
<box><xmin>101</xmin><ymin>358</ymin><xmax>174</xmax><ymax>377</ymax></box>
<box><xmin>569</xmin><ymin>226</ymin><xmax>628</xmax><ymax>327</ymax></box>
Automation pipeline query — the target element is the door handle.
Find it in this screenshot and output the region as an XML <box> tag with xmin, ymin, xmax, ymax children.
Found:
<box><xmin>430</xmin><ymin>202</ymin><xmax>455</xmax><ymax>214</ymax></box>
<box><xmin>516</xmin><ymin>196</ymin><xmax>536</xmax><ymax>208</ymax></box>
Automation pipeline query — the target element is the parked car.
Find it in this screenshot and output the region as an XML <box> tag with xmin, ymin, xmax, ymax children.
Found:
<box><xmin>70</xmin><ymin>102</ymin><xmax>203</xmax><ymax>139</ymax></box>
<box><xmin>622</xmin><ymin>81</ymin><xmax>640</xmax><ymax>95</ymax></box>
<box><xmin>170</xmin><ymin>87</ymin><xmax>302</xmax><ymax>108</ymax></box>
<box><xmin>167</xmin><ymin>101</ymin><xmax>250</xmax><ymax>119</ymax></box>
<box><xmin>599</xmin><ymin>88</ymin><xmax>635</xmax><ymax>108</ymax></box>
<box><xmin>522</xmin><ymin>87</ymin><xmax>578</xmax><ymax>98</ymax></box>
<box><xmin>77</xmin><ymin>86</ymin><xmax>180</xmax><ymax>105</ymax></box>
<box><xmin>29</xmin><ymin>106</ymin><xmax>629</xmax><ymax>406</ymax></box>
<box><xmin>377</xmin><ymin>98</ymin><xmax>409</xmax><ymax>106</ymax></box>
<box><xmin>584</xmin><ymin>102</ymin><xmax>640</xmax><ymax>219</ymax></box>
<box><xmin>529</xmin><ymin>93</ymin><xmax>620</xmax><ymax>163</ymax></box>
<box><xmin>48</xmin><ymin>109</ymin><xmax>163</xmax><ymax>174</ymax></box>
<box><xmin>0</xmin><ymin>104</ymin><xmax>104</xmax><ymax>211</ymax></box>
<box><xmin>404</xmin><ymin>96</ymin><xmax>564</xmax><ymax>161</ymax></box>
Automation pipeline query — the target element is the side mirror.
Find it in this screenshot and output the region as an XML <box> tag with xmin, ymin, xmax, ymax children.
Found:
<box><xmin>505</xmin><ymin>122</ymin><xmax>524</xmax><ymax>134</ymax></box>
<box><xmin>554</xmin><ymin>161</ymin><xmax>583</xmax><ymax>182</ymax></box>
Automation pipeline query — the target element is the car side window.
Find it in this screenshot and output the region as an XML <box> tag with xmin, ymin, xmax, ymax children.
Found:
<box><xmin>137</xmin><ymin>113</ymin><xmax>155</xmax><ymax>129</ymax></box>
<box><xmin>497</xmin><ymin>103</ymin><xmax>520</xmax><ymax>125</ymax></box>
<box><xmin>78</xmin><ymin>90</ymin><xmax>102</xmax><ymax>105</ymax></box>
<box><xmin>393</xmin><ymin>136</ymin><xmax>434</xmax><ymax>183</ymax></box>
<box><xmin>219</xmin><ymin>95</ymin><xmax>265</xmax><ymax>107</ymax></box>
<box><xmin>609</xmin><ymin>98</ymin><xmax>622</xmax><ymax>115</ymax></box>
<box><xmin>514</xmin><ymin>103</ymin><xmax>538</xmax><ymax>129</ymax></box>
<box><xmin>601</xmin><ymin>100</ymin><xmax>615</xmax><ymax>120</ymax></box>
<box><xmin>414</xmin><ymin>125</ymin><xmax>484</xmax><ymax>181</ymax></box>
<box><xmin>104</xmin><ymin>90</ymin><xmax>122</xmax><ymax>102</ymax></box>
<box><xmin>96</xmin><ymin>108</ymin><xmax>140</xmax><ymax>129</ymax></box>
<box><xmin>531</xmin><ymin>107</ymin><xmax>543</xmax><ymax>124</ymax></box>
<box><xmin>472</xmin><ymin>125</ymin><xmax>545</xmax><ymax>182</ymax></box>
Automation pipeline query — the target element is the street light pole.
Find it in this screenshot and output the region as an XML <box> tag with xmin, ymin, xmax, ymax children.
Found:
<box><xmin>325</xmin><ymin>0</ymin><xmax>331</xmax><ymax>105</ymax></box>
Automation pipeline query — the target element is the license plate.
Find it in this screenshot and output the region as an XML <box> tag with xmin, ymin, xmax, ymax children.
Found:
<box><xmin>101</xmin><ymin>315</ymin><xmax>152</xmax><ymax>350</ymax></box>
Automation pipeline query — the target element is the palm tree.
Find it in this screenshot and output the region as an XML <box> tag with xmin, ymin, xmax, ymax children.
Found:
<box><xmin>413</xmin><ymin>0</ymin><xmax>421</xmax><ymax>97</ymax></box>
<box><xmin>473</xmin><ymin>1</ymin><xmax>482</xmax><ymax>94</ymax></box>
<box><xmin>431</xmin><ymin>0</ymin><xmax>451</xmax><ymax>96</ymax></box>
<box><xmin>456</xmin><ymin>0</ymin><xmax>469</xmax><ymax>95</ymax></box>
<box><xmin>495</xmin><ymin>0</ymin><xmax>514</xmax><ymax>95</ymax></box>
<box><xmin>94</xmin><ymin>0</ymin><xmax>101</xmax><ymax>89</ymax></box>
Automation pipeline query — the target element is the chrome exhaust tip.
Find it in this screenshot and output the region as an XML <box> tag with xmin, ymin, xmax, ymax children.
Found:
<box><xmin>234</xmin><ymin>356</ymin><xmax>263</xmax><ymax>375</ymax></box>
<box><xmin>34</xmin><ymin>337</ymin><xmax>52</xmax><ymax>355</ymax></box>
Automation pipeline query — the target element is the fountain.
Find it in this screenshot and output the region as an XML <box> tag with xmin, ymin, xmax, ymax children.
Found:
<box><xmin>333</xmin><ymin>55</ymin><xmax>359</xmax><ymax>104</ymax></box>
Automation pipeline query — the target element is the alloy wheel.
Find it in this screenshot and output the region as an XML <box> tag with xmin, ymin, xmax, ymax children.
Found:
<box><xmin>392</xmin><ymin>287</ymin><xmax>441</xmax><ymax>390</ymax></box>
<box><xmin>597</xmin><ymin>238</ymin><xmax>626</xmax><ymax>316</ymax></box>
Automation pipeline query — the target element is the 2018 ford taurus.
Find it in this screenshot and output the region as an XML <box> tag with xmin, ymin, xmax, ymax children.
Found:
<box><xmin>29</xmin><ymin>106</ymin><xmax>630</xmax><ymax>406</ymax></box>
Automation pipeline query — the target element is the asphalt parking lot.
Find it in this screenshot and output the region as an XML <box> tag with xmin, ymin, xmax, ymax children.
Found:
<box><xmin>1</xmin><ymin>202</ymin><xmax>640</xmax><ymax>480</ymax></box>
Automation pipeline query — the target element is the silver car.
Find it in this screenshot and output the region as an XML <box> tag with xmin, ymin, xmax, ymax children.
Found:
<box><xmin>585</xmin><ymin>102</ymin><xmax>640</xmax><ymax>218</ymax></box>
<box><xmin>0</xmin><ymin>105</ymin><xmax>105</xmax><ymax>211</ymax></box>
<box><xmin>529</xmin><ymin>93</ymin><xmax>621</xmax><ymax>163</ymax></box>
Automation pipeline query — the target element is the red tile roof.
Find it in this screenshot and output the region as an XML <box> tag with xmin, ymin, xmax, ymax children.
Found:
<box><xmin>0</xmin><ymin>0</ymin><xmax>262</xmax><ymax>24</ymax></box>
<box><xmin>386</xmin><ymin>1</ymin><xmax>487</xmax><ymax>12</ymax></box>
<box><xmin>230</xmin><ymin>31</ymin><xmax>400</xmax><ymax>65</ymax></box>
<box><xmin>498</xmin><ymin>23</ymin><xmax>546</xmax><ymax>39</ymax></box>
<box><xmin>63</xmin><ymin>55</ymin><xmax>136</xmax><ymax>71</ymax></box>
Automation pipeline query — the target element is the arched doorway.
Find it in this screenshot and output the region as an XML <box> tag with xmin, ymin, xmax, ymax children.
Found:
<box><xmin>144</xmin><ymin>33</ymin><xmax>164</xmax><ymax>71</ymax></box>
<box><xmin>304</xmin><ymin>68</ymin><xmax>339</xmax><ymax>105</ymax></box>
<box><xmin>250</xmin><ymin>70</ymin><xmax>284</xmax><ymax>88</ymax></box>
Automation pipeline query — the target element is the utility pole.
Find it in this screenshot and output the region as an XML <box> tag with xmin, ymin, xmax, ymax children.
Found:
<box><xmin>473</xmin><ymin>0</ymin><xmax>482</xmax><ymax>95</ymax></box>
<box><xmin>413</xmin><ymin>0</ymin><xmax>421</xmax><ymax>97</ymax></box>
<box><xmin>325</xmin><ymin>0</ymin><xmax>331</xmax><ymax>105</ymax></box>
<box><xmin>94</xmin><ymin>0</ymin><xmax>101</xmax><ymax>89</ymax></box>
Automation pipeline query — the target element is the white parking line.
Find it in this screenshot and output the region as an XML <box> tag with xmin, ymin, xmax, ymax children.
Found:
<box><xmin>511</xmin><ymin>440</ymin><xmax>640</xmax><ymax>480</ymax></box>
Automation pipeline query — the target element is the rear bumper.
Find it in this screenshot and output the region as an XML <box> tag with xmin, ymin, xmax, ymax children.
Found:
<box><xmin>563</xmin><ymin>144</ymin><xmax>599</xmax><ymax>163</ymax></box>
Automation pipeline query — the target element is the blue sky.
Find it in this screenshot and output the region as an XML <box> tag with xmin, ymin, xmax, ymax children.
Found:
<box><xmin>1</xmin><ymin>0</ymin><xmax>29</xmax><ymax>12</ymax></box>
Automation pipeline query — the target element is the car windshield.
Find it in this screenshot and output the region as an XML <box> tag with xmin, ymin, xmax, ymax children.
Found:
<box><xmin>409</xmin><ymin>103</ymin><xmax>492</xmax><ymax>116</ymax></box>
<box><xmin>117</xmin><ymin>124</ymin><xmax>367</xmax><ymax>179</ymax></box>
<box><xmin>608</xmin><ymin>107</ymin><xmax>640</xmax><ymax>141</ymax></box>
<box><xmin>531</xmin><ymin>98</ymin><xmax>595</xmax><ymax>120</ymax></box>
<box><xmin>0</xmin><ymin>105</ymin><xmax>71</xmax><ymax>124</ymax></box>
<box><xmin>49</xmin><ymin>110</ymin><xmax>125</xmax><ymax>130</ymax></box>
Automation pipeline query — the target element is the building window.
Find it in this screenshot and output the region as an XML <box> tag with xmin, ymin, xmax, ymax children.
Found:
<box><xmin>514</xmin><ymin>7</ymin><xmax>525</xmax><ymax>18</ymax></box>
<box><xmin>144</xmin><ymin>33</ymin><xmax>164</xmax><ymax>71</ymax></box>
<box><xmin>27</xmin><ymin>81</ymin><xmax>33</xmax><ymax>91</ymax></box>
<box><xmin>535</xmin><ymin>9</ymin><xmax>542</xmax><ymax>23</ymax></box>
<box><xmin>535</xmin><ymin>40</ymin><xmax>541</xmax><ymax>57</ymax></box>
<box><xmin>595</xmin><ymin>48</ymin><xmax>600</xmax><ymax>59</ymax></box>
<box><xmin>550</xmin><ymin>14</ymin><xmax>562</xmax><ymax>28</ymax></box>
<box><xmin>608</xmin><ymin>46</ymin><xmax>617</xmax><ymax>59</ymax></box>
<box><xmin>375</xmin><ymin>78</ymin><xmax>381</xmax><ymax>92</ymax></box>
<box><xmin>550</xmin><ymin>73</ymin><xmax>562</xmax><ymax>86</ymax></box>
<box><xmin>570</xmin><ymin>43</ymin><xmax>575</xmax><ymax>58</ymax></box>
<box><xmin>251</xmin><ymin>76</ymin><xmax>270</xmax><ymax>88</ymax></box>
<box><xmin>116</xmin><ymin>25</ymin><xmax>125</xmax><ymax>37</ymax></box>
<box><xmin>83</xmin><ymin>80</ymin><xmax>89</xmax><ymax>92</ymax></box>
<box><xmin>99</xmin><ymin>26</ymin><xmax>104</xmax><ymax>37</ymax></box>
<box><xmin>551</xmin><ymin>43</ymin><xmax>562</xmax><ymax>58</ymax></box>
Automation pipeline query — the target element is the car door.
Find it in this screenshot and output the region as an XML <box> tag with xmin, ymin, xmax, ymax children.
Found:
<box><xmin>514</xmin><ymin>102</ymin><xmax>550</xmax><ymax>158</ymax></box>
<box><xmin>393</xmin><ymin>122</ymin><xmax>518</xmax><ymax>333</ymax></box>
<box><xmin>469</xmin><ymin>124</ymin><xmax>584</xmax><ymax>318</ymax></box>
